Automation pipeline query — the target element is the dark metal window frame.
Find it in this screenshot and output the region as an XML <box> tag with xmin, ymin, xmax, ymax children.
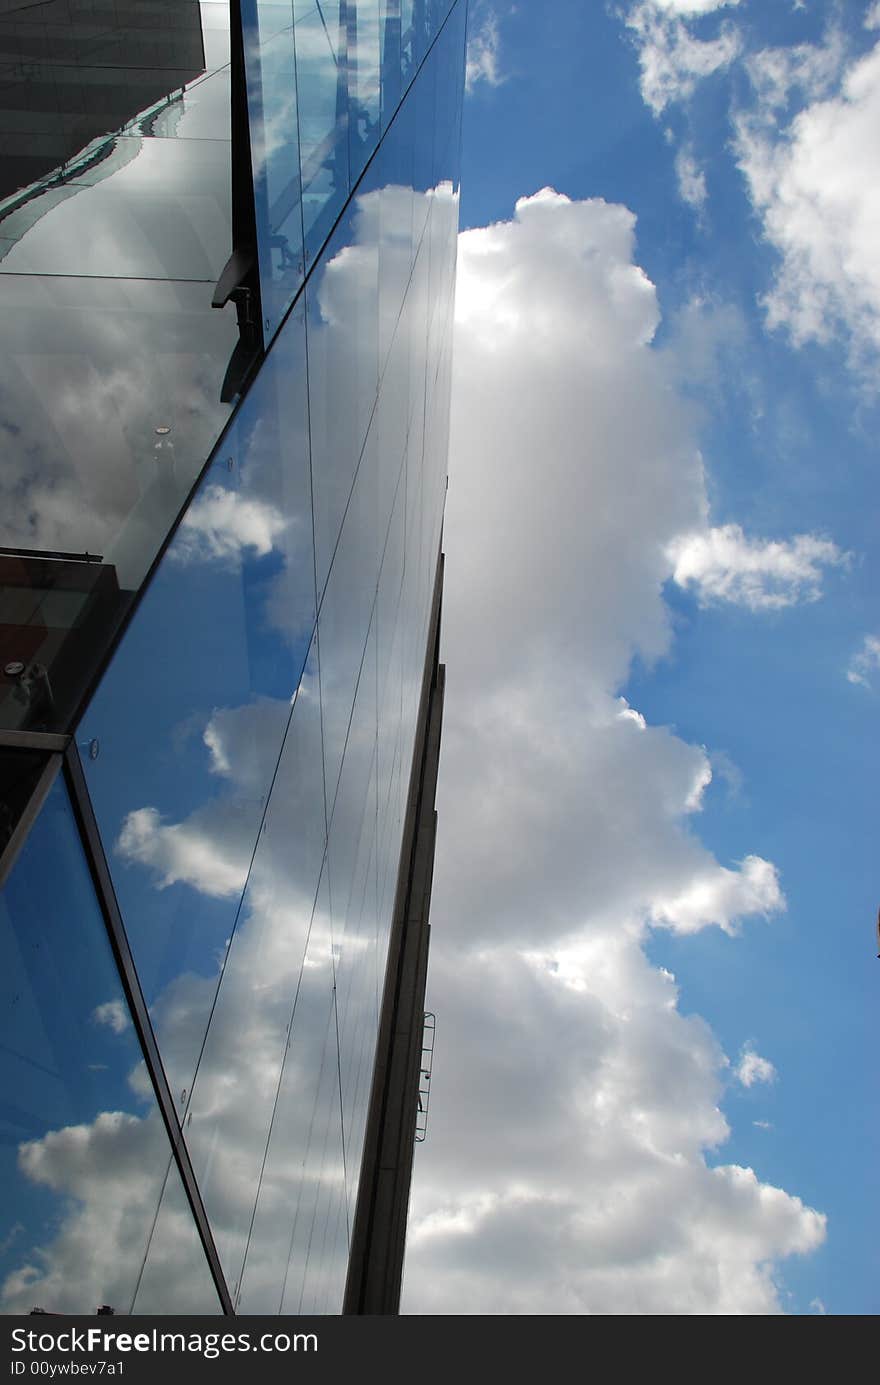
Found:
<box><xmin>0</xmin><ymin>747</ymin><xmax>62</xmax><ymax>890</ymax></box>
<box><xmin>62</xmin><ymin>742</ymin><xmax>236</xmax><ymax>1315</ymax></box>
<box><xmin>0</xmin><ymin>729</ymin><xmax>234</xmax><ymax>1311</ymax></box>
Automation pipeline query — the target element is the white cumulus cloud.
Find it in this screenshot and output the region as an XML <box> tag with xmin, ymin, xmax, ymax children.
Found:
<box><xmin>668</xmin><ymin>523</ymin><xmax>847</xmax><ymax>610</ymax></box>
<box><xmin>650</xmin><ymin>855</ymin><xmax>784</xmax><ymax>936</ymax></box>
<box><xmin>846</xmin><ymin>633</ymin><xmax>880</xmax><ymax>688</ymax></box>
<box><xmin>403</xmin><ymin>190</ymin><xmax>825</xmax><ymax>1314</ymax></box>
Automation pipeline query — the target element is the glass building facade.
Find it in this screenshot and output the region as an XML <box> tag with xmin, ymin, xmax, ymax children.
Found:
<box><xmin>0</xmin><ymin>0</ymin><xmax>465</xmax><ymax>1316</ymax></box>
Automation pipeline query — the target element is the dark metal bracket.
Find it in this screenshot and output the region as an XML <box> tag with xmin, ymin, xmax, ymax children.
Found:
<box><xmin>213</xmin><ymin>0</ymin><xmax>265</xmax><ymax>402</ymax></box>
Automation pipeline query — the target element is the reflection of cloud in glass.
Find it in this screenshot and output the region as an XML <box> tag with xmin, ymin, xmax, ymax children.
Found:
<box><xmin>13</xmin><ymin>166</ymin><xmax>459</xmax><ymax>1312</ymax></box>
<box><xmin>178</xmin><ymin>484</ymin><xmax>289</xmax><ymax>562</ymax></box>
<box><xmin>115</xmin><ymin>694</ymin><xmax>297</xmax><ymax>898</ymax></box>
<box><xmin>92</xmin><ymin>999</ymin><xmax>131</xmax><ymax>1035</ymax></box>
<box><xmin>4</xmin><ymin>880</ymin><xmax>346</xmax><ymax>1315</ymax></box>
<box><xmin>0</xmin><ymin>281</ymin><xmax>237</xmax><ymax>590</ymax></box>
<box><xmin>118</xmin><ymin>805</ymin><xmax>253</xmax><ymax>899</ymax></box>
<box><xmin>0</xmin><ymin>774</ymin><xmax>220</xmax><ymax>1316</ymax></box>
<box><xmin>2</xmin><ymin>1104</ymin><xmax>220</xmax><ymax>1316</ymax></box>
<box><xmin>0</xmin><ymin>40</ymin><xmax>235</xmax><ymax>593</ymax></box>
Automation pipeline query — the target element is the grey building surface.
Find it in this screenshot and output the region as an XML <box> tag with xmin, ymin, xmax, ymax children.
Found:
<box><xmin>0</xmin><ymin>0</ymin><xmax>465</xmax><ymax>1315</ymax></box>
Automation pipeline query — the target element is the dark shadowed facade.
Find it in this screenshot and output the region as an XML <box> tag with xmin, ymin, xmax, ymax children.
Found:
<box><xmin>0</xmin><ymin>0</ymin><xmax>464</xmax><ymax>1315</ymax></box>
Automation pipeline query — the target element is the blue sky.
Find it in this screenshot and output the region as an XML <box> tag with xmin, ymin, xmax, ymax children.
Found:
<box><xmin>404</xmin><ymin>0</ymin><xmax>879</xmax><ymax>1315</ymax></box>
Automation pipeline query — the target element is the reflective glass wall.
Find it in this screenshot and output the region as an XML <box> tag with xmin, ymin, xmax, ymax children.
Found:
<box><xmin>0</xmin><ymin>3</ymin><xmax>237</xmax><ymax>593</ymax></box>
<box><xmin>0</xmin><ymin>0</ymin><xmax>465</xmax><ymax>1316</ymax></box>
<box><xmin>0</xmin><ymin>2</ymin><xmax>238</xmax><ymax>735</ymax></box>
<box><xmin>0</xmin><ymin>769</ymin><xmax>222</xmax><ymax>1316</ymax></box>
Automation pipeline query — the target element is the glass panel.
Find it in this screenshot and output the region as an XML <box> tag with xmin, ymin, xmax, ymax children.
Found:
<box><xmin>376</xmin><ymin>266</ymin><xmax>412</xmax><ymax>538</ymax></box>
<box><xmin>293</xmin><ymin>2</ymin><xmax>350</xmax><ymax>263</ymax></box>
<box><xmin>376</xmin><ymin>441</ymin><xmax>405</xmax><ymax>816</ymax></box>
<box><xmin>234</xmin><ymin>863</ymin><xmax>335</xmax><ymax>1312</ymax></box>
<box><xmin>403</xmin><ymin>234</ymin><xmax>429</xmax><ymax>660</ymax></box>
<box><xmin>279</xmin><ymin>882</ymin><xmax>347</xmax><ymax>1314</ymax></box>
<box><xmin>410</xmin><ymin>0</ymin><xmax>429</xmax><ymax>75</ymax></box>
<box><xmin>0</xmin><ymin>4</ymin><xmax>233</xmax><ymax>732</ymax></box>
<box><xmin>0</xmin><ymin>749</ymin><xmax>51</xmax><ymax>881</ymax></box>
<box><xmin>410</xmin><ymin>24</ymin><xmax>435</xmax><ymax>234</ymax></box>
<box><xmin>0</xmin><ymin>773</ymin><xmax>187</xmax><ymax>1316</ymax></box>
<box><xmin>182</xmin><ymin>637</ymin><xmax>327</xmax><ymax>1293</ymax></box>
<box><xmin>0</xmin><ymin>272</ymin><xmax>238</xmax><ymax>601</ymax></box>
<box><xmin>131</xmin><ymin>1161</ymin><xmax>223</xmax><ymax>1314</ymax></box>
<box><xmin>349</xmin><ymin>0</ymin><xmax>381</xmax><ymax>172</ymax></box>
<box><xmin>234</xmin><ymin>861</ymin><xmax>349</xmax><ymax>1315</ymax></box>
<box><xmin>0</xmin><ymin>0</ymin><xmax>210</xmax><ymax>201</ymax></box>
<box><xmin>377</xmin><ymin>130</ymin><xmax>415</xmax><ymax>376</ymax></box>
<box><xmin>198</xmin><ymin>1</ymin><xmax>233</xmax><ymax>73</ymax></box>
<box><xmin>400</xmin><ymin>0</ymin><xmax>416</xmax><ymax>84</ymax></box>
<box><xmin>79</xmin><ymin>301</ymin><xmax>315</xmax><ymax>1105</ymax></box>
<box><xmin>307</xmin><ymin>187</ymin><xmax>380</xmax><ymax>598</ymax></box>
<box><xmin>134</xmin><ymin>64</ymin><xmax>232</xmax><ymax>141</ymax></box>
<box><xmin>317</xmin><ymin>422</ymin><xmax>380</xmax><ymax>811</ymax></box>
<box><xmin>331</xmin><ymin>715</ymin><xmax>380</xmax><ymax>1229</ymax></box>
<box><xmin>0</xmin><ymin>137</ymin><xmax>232</xmax><ymax>282</ymax></box>
<box><xmin>378</xmin><ymin>0</ymin><xmax>402</xmax><ymax>132</ymax></box>
<box><xmin>0</xmin><ymin>554</ymin><xmax>129</xmax><ymax>736</ymax></box>
<box><xmin>298</xmin><ymin>1130</ymin><xmax>349</xmax><ymax>1314</ymax></box>
<box><xmin>243</xmin><ymin>4</ymin><xmax>306</xmax><ymax>340</ymax></box>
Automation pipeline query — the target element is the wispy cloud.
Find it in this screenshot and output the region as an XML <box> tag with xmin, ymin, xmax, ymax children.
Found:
<box><xmin>466</xmin><ymin>7</ymin><xmax>505</xmax><ymax>93</ymax></box>
<box><xmin>675</xmin><ymin>145</ymin><xmax>708</xmax><ymax>211</ymax></box>
<box><xmin>627</xmin><ymin>1</ymin><xmax>742</xmax><ymax>115</ymax></box>
<box><xmin>402</xmin><ymin>191</ymin><xmax>824</xmax><ymax>1315</ymax></box>
<box><xmin>744</xmin><ymin>28</ymin><xmax>845</xmax><ymax>113</ymax></box>
<box><xmin>91</xmin><ymin>1000</ymin><xmax>130</xmax><ymax>1036</ymax></box>
<box><xmin>846</xmin><ymin>633</ymin><xmax>880</xmax><ymax>688</ymax></box>
<box><xmin>735</xmin><ymin>34</ymin><xmax>880</xmax><ymax>372</ymax></box>
<box><xmin>736</xmin><ymin>1044</ymin><xmax>777</xmax><ymax>1088</ymax></box>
